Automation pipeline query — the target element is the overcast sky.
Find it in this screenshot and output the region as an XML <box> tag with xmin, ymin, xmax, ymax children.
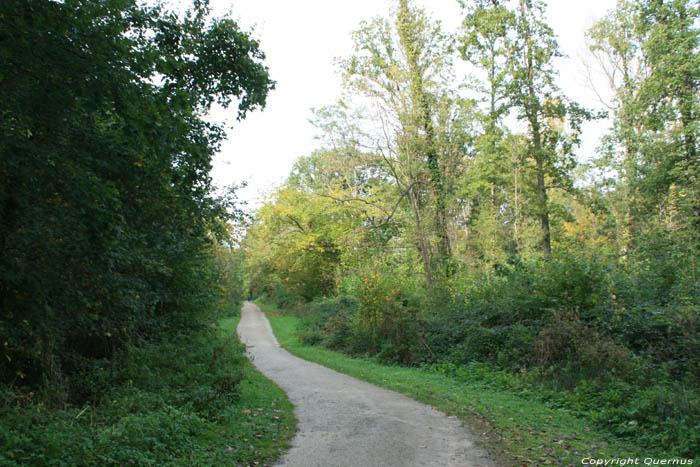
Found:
<box><xmin>194</xmin><ymin>0</ymin><xmax>618</xmax><ymax>208</ymax></box>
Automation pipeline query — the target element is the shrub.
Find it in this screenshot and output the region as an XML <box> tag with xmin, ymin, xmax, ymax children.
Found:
<box><xmin>295</xmin><ymin>296</ymin><xmax>359</xmax><ymax>349</ymax></box>
<box><xmin>533</xmin><ymin>309</ymin><xmax>629</xmax><ymax>382</ymax></box>
<box><xmin>0</xmin><ymin>326</ymin><xmax>248</xmax><ymax>466</ymax></box>
<box><xmin>291</xmin><ymin>265</ymin><xmax>427</xmax><ymax>365</ymax></box>
<box><xmin>607</xmin><ymin>304</ymin><xmax>700</xmax><ymax>381</ymax></box>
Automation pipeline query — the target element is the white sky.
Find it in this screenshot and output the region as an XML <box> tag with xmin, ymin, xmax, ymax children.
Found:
<box><xmin>197</xmin><ymin>0</ymin><xmax>618</xmax><ymax>209</ymax></box>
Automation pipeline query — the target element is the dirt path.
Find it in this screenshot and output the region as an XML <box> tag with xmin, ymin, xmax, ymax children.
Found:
<box><xmin>237</xmin><ymin>302</ymin><xmax>496</xmax><ymax>467</ymax></box>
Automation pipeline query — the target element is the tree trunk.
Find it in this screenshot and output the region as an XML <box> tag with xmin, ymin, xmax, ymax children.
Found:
<box><xmin>398</xmin><ymin>0</ymin><xmax>452</xmax><ymax>276</ymax></box>
<box><xmin>521</xmin><ymin>0</ymin><xmax>551</xmax><ymax>259</ymax></box>
<box><xmin>535</xmin><ymin>156</ymin><xmax>551</xmax><ymax>259</ymax></box>
<box><xmin>408</xmin><ymin>185</ymin><xmax>433</xmax><ymax>287</ymax></box>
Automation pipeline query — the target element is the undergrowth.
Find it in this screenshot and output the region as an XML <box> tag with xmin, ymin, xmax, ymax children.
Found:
<box><xmin>265</xmin><ymin>251</ymin><xmax>700</xmax><ymax>459</ymax></box>
<box><xmin>0</xmin><ymin>313</ymin><xmax>296</xmax><ymax>466</ymax></box>
<box><xmin>265</xmin><ymin>305</ymin><xmax>699</xmax><ymax>464</ymax></box>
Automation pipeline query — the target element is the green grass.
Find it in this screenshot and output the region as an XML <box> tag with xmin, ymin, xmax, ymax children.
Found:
<box><xmin>263</xmin><ymin>307</ymin><xmax>680</xmax><ymax>466</ymax></box>
<box><xmin>0</xmin><ymin>312</ymin><xmax>296</xmax><ymax>466</ymax></box>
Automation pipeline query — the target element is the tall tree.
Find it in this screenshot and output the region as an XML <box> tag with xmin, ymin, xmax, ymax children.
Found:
<box><xmin>586</xmin><ymin>0</ymin><xmax>649</xmax><ymax>254</ymax></box>
<box><xmin>587</xmin><ymin>0</ymin><xmax>700</xmax><ymax>250</ymax></box>
<box><xmin>458</xmin><ymin>0</ymin><xmax>519</xmax><ymax>263</ymax></box>
<box><xmin>338</xmin><ymin>0</ymin><xmax>465</xmax><ymax>285</ymax></box>
<box><xmin>503</xmin><ymin>0</ymin><xmax>590</xmax><ymax>258</ymax></box>
<box><xmin>397</xmin><ymin>0</ymin><xmax>453</xmax><ymax>278</ymax></box>
<box><xmin>638</xmin><ymin>0</ymin><xmax>700</xmax><ymax>237</ymax></box>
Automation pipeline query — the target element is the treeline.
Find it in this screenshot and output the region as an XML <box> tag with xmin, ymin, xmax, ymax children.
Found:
<box><xmin>1</xmin><ymin>0</ymin><xmax>275</xmax><ymax>463</ymax></box>
<box><xmin>1</xmin><ymin>0</ymin><xmax>268</xmax><ymax>418</ymax></box>
<box><xmin>244</xmin><ymin>0</ymin><xmax>699</xmax><ymax>457</ymax></box>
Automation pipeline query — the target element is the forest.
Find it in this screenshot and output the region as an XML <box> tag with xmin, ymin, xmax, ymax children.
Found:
<box><xmin>243</xmin><ymin>0</ymin><xmax>699</xmax><ymax>459</ymax></box>
<box><xmin>0</xmin><ymin>0</ymin><xmax>698</xmax><ymax>464</ymax></box>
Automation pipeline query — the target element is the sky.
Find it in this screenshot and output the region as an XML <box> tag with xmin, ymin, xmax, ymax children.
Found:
<box><xmin>192</xmin><ymin>0</ymin><xmax>618</xmax><ymax>209</ymax></box>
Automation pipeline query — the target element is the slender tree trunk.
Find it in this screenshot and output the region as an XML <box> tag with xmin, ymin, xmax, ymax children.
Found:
<box><xmin>513</xmin><ymin>158</ymin><xmax>521</xmax><ymax>253</ymax></box>
<box><xmin>621</xmin><ymin>137</ymin><xmax>639</xmax><ymax>256</ymax></box>
<box><xmin>520</xmin><ymin>0</ymin><xmax>551</xmax><ymax>259</ymax></box>
<box><xmin>535</xmin><ymin>153</ymin><xmax>551</xmax><ymax>258</ymax></box>
<box><xmin>680</xmin><ymin>88</ymin><xmax>700</xmax><ymax>236</ymax></box>
<box><xmin>408</xmin><ymin>185</ymin><xmax>433</xmax><ymax>287</ymax></box>
<box><xmin>530</xmin><ymin>112</ymin><xmax>552</xmax><ymax>258</ymax></box>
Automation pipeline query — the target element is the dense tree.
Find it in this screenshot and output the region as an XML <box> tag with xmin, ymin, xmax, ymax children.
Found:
<box><xmin>457</xmin><ymin>1</ymin><xmax>519</xmax><ymax>265</ymax></box>
<box><xmin>638</xmin><ymin>0</ymin><xmax>700</xmax><ymax>239</ymax></box>
<box><xmin>586</xmin><ymin>0</ymin><xmax>699</xmax><ymax>263</ymax></box>
<box><xmin>586</xmin><ymin>0</ymin><xmax>649</xmax><ymax>255</ymax></box>
<box><xmin>245</xmin><ymin>176</ymin><xmax>345</xmax><ymax>301</ymax></box>
<box><xmin>0</xmin><ymin>0</ymin><xmax>272</xmax><ymax>398</ymax></box>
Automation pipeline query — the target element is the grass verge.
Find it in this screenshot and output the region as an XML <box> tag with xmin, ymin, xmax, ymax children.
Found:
<box><xmin>263</xmin><ymin>306</ymin><xmax>687</xmax><ymax>467</ymax></box>
<box><xmin>1</xmin><ymin>313</ymin><xmax>295</xmax><ymax>466</ymax></box>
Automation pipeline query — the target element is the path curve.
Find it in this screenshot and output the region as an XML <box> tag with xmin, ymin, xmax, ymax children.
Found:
<box><xmin>237</xmin><ymin>302</ymin><xmax>496</xmax><ymax>467</ymax></box>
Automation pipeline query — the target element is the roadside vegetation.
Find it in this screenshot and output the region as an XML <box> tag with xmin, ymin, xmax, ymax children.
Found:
<box><xmin>265</xmin><ymin>305</ymin><xmax>699</xmax><ymax>464</ymax></box>
<box><xmin>244</xmin><ymin>0</ymin><xmax>700</xmax><ymax>462</ymax></box>
<box><xmin>0</xmin><ymin>1</ymin><xmax>295</xmax><ymax>465</ymax></box>
<box><xmin>1</xmin><ymin>313</ymin><xmax>296</xmax><ymax>466</ymax></box>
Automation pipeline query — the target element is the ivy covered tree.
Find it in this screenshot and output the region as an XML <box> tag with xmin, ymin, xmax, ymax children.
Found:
<box><xmin>337</xmin><ymin>0</ymin><xmax>471</xmax><ymax>286</ymax></box>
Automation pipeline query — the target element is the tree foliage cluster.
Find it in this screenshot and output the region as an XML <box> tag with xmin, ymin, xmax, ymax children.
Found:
<box><xmin>0</xmin><ymin>0</ymin><xmax>272</xmax><ymax>406</ymax></box>
<box><xmin>243</xmin><ymin>0</ymin><xmax>699</xmax><ymax>455</ymax></box>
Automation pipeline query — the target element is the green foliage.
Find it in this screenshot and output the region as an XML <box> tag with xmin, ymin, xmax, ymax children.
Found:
<box><xmin>339</xmin><ymin>261</ymin><xmax>425</xmax><ymax>362</ymax></box>
<box><xmin>277</xmin><ymin>248</ymin><xmax>699</xmax><ymax>456</ymax></box>
<box><xmin>0</xmin><ymin>318</ymin><xmax>296</xmax><ymax>466</ymax></box>
<box><xmin>267</xmin><ymin>309</ymin><xmax>700</xmax><ymax>464</ymax></box>
<box><xmin>288</xmin><ymin>257</ymin><xmax>429</xmax><ymax>364</ymax></box>
<box><xmin>0</xmin><ymin>0</ymin><xmax>272</xmax><ymax>400</ymax></box>
<box><xmin>244</xmin><ymin>180</ymin><xmax>351</xmax><ymax>303</ymax></box>
<box><xmin>295</xmin><ymin>292</ymin><xmax>422</xmax><ymax>365</ymax></box>
<box><xmin>273</xmin><ymin>306</ymin><xmax>699</xmax><ymax>459</ymax></box>
<box><xmin>296</xmin><ymin>296</ymin><xmax>359</xmax><ymax>349</ymax></box>
<box><xmin>587</xmin><ymin>0</ymin><xmax>700</xmax><ymax>254</ymax></box>
<box><xmin>240</xmin><ymin>0</ymin><xmax>700</xmax><ymax>459</ymax></box>
<box><xmin>564</xmin><ymin>376</ymin><xmax>700</xmax><ymax>458</ymax></box>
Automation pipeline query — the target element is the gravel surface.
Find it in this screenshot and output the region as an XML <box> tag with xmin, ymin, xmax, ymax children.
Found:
<box><xmin>237</xmin><ymin>302</ymin><xmax>496</xmax><ymax>467</ymax></box>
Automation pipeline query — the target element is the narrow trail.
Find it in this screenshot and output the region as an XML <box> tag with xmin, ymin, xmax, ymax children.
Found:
<box><xmin>237</xmin><ymin>302</ymin><xmax>496</xmax><ymax>467</ymax></box>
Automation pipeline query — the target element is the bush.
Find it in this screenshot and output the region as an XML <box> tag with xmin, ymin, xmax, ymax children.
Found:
<box><xmin>565</xmin><ymin>375</ymin><xmax>700</xmax><ymax>458</ymax></box>
<box><xmin>606</xmin><ymin>304</ymin><xmax>700</xmax><ymax>381</ymax></box>
<box><xmin>290</xmin><ymin>265</ymin><xmax>427</xmax><ymax>365</ymax></box>
<box><xmin>0</xmin><ymin>326</ymin><xmax>248</xmax><ymax>466</ymax></box>
<box><xmin>533</xmin><ymin>309</ymin><xmax>629</xmax><ymax>381</ymax></box>
<box><xmin>294</xmin><ymin>296</ymin><xmax>359</xmax><ymax>348</ymax></box>
<box><xmin>276</xmin><ymin>245</ymin><xmax>700</xmax><ymax>457</ymax></box>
